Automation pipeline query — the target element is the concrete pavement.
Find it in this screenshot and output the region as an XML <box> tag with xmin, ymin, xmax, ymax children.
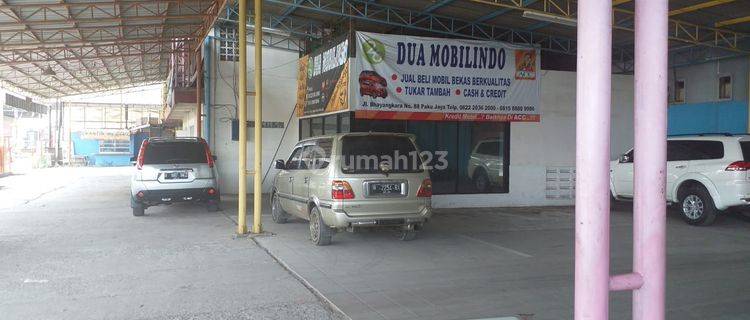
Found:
<box><xmin>0</xmin><ymin>167</ymin><xmax>343</xmax><ymax>320</ymax></box>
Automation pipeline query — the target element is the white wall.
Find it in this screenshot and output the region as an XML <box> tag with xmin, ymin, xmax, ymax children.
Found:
<box><xmin>433</xmin><ymin>70</ymin><xmax>635</xmax><ymax>208</ymax></box>
<box><xmin>208</xmin><ymin>43</ymin><xmax>636</xmax><ymax>208</ymax></box>
<box><xmin>209</xmin><ymin>42</ymin><xmax>299</xmax><ymax>194</ymax></box>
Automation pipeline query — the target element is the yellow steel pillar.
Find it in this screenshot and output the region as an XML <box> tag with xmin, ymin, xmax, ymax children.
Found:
<box><xmin>252</xmin><ymin>0</ymin><xmax>263</xmax><ymax>234</ymax></box>
<box><xmin>236</xmin><ymin>0</ymin><xmax>248</xmax><ymax>235</ymax></box>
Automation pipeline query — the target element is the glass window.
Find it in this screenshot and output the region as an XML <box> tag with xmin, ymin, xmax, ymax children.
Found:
<box><xmin>674</xmin><ymin>79</ymin><xmax>685</xmax><ymax>103</ymax></box>
<box><xmin>311</xmin><ymin>138</ymin><xmax>333</xmax><ymax>169</ymax></box>
<box><xmin>311</xmin><ymin>117</ymin><xmax>323</xmax><ymax>137</ymax></box>
<box><xmin>719</xmin><ymin>75</ymin><xmax>732</xmax><ymax>100</ymax></box>
<box><xmin>285</xmin><ymin>147</ymin><xmax>304</xmax><ymax>170</ymax></box>
<box><xmin>458</xmin><ymin>122</ymin><xmax>507</xmax><ymax>193</ymax></box>
<box><xmin>352</xmin><ymin>119</ymin><xmax>407</xmax><ymax>133</ymax></box>
<box><xmin>340</xmin><ymin>135</ymin><xmax>422</xmax><ymax>174</ymax></box>
<box><xmin>668</xmin><ymin>140</ymin><xmax>724</xmax><ymax>161</ymax></box>
<box><xmin>339</xmin><ymin>113</ymin><xmax>351</xmax><ymax>133</ymax></box>
<box><xmin>143</xmin><ymin>141</ymin><xmax>206</xmax><ymax>164</ymax></box>
<box><xmin>350</xmin><ymin>119</ymin><xmax>510</xmax><ymax>194</ymax></box>
<box><xmin>324</xmin><ymin>114</ymin><xmax>338</xmax><ymax>135</ymax></box>
<box><xmin>741</xmin><ymin>142</ymin><xmax>750</xmax><ymax>161</ymax></box>
<box><xmin>219</xmin><ymin>27</ymin><xmax>239</xmax><ymax>62</ymax></box>
<box><xmin>300</xmin><ymin>119</ymin><xmax>311</xmax><ymax>139</ymax></box>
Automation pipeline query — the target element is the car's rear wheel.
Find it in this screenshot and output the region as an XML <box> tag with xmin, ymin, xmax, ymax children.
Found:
<box><xmin>271</xmin><ymin>194</ymin><xmax>289</xmax><ymax>224</ymax></box>
<box><xmin>132</xmin><ymin>206</ymin><xmax>145</xmax><ymax>216</ymax></box>
<box><xmin>679</xmin><ymin>185</ymin><xmax>717</xmax><ymax>226</ymax></box>
<box><xmin>309</xmin><ymin>206</ymin><xmax>332</xmax><ymax>246</ymax></box>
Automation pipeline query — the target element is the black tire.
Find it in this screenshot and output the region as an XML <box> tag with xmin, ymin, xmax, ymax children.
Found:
<box><xmin>132</xmin><ymin>206</ymin><xmax>145</xmax><ymax>216</ymax></box>
<box><xmin>309</xmin><ymin>206</ymin><xmax>332</xmax><ymax>246</ymax></box>
<box><xmin>473</xmin><ymin>168</ymin><xmax>490</xmax><ymax>193</ymax></box>
<box><xmin>271</xmin><ymin>193</ymin><xmax>289</xmax><ymax>224</ymax></box>
<box><xmin>207</xmin><ymin>200</ymin><xmax>221</xmax><ymax>212</ymax></box>
<box><xmin>679</xmin><ymin>184</ymin><xmax>717</xmax><ymax>226</ymax></box>
<box><xmin>399</xmin><ymin>230</ymin><xmax>417</xmax><ymax>241</ymax></box>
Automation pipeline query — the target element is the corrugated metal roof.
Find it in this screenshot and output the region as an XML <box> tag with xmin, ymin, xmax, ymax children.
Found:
<box><xmin>0</xmin><ymin>0</ymin><xmax>226</xmax><ymax>98</ymax></box>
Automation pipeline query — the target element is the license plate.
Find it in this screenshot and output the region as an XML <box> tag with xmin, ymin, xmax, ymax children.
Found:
<box><xmin>164</xmin><ymin>171</ymin><xmax>188</xmax><ymax>180</ymax></box>
<box><xmin>369</xmin><ymin>182</ymin><xmax>402</xmax><ymax>196</ymax></box>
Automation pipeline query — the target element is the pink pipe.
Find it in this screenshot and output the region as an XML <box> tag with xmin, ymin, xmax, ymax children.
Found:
<box><xmin>574</xmin><ymin>1</ymin><xmax>612</xmax><ymax>319</ymax></box>
<box><xmin>610</xmin><ymin>272</ymin><xmax>644</xmax><ymax>292</ymax></box>
<box><xmin>633</xmin><ymin>1</ymin><xmax>668</xmax><ymax>319</ymax></box>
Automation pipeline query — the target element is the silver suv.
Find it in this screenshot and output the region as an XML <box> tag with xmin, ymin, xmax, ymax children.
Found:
<box><xmin>271</xmin><ymin>133</ymin><xmax>433</xmax><ymax>245</ymax></box>
<box><xmin>130</xmin><ymin>137</ymin><xmax>220</xmax><ymax>216</ymax></box>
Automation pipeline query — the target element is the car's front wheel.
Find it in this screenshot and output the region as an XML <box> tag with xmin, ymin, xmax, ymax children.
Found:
<box><xmin>309</xmin><ymin>206</ymin><xmax>332</xmax><ymax>246</ymax></box>
<box><xmin>473</xmin><ymin>169</ymin><xmax>490</xmax><ymax>193</ymax></box>
<box><xmin>679</xmin><ymin>185</ymin><xmax>717</xmax><ymax>226</ymax></box>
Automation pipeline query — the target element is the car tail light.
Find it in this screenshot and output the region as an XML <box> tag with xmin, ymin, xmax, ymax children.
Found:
<box><xmin>207</xmin><ymin>188</ymin><xmax>216</xmax><ymax>195</ymax></box>
<box><xmin>417</xmin><ymin>178</ymin><xmax>432</xmax><ymax>197</ymax></box>
<box><xmin>332</xmin><ymin>180</ymin><xmax>355</xmax><ymax>199</ymax></box>
<box><xmin>726</xmin><ymin>161</ymin><xmax>750</xmax><ymax>171</ymax></box>
<box><xmin>136</xmin><ymin>140</ymin><xmax>149</xmax><ymax>170</ymax></box>
<box><xmin>201</xmin><ymin>139</ymin><xmax>214</xmax><ymax>168</ymax></box>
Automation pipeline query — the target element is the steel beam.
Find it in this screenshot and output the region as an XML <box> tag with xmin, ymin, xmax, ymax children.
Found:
<box><xmin>265</xmin><ymin>0</ymin><xmax>579</xmax><ymax>55</ymax></box>
<box><xmin>669</xmin><ymin>0</ymin><xmax>735</xmax><ymax>16</ymax></box>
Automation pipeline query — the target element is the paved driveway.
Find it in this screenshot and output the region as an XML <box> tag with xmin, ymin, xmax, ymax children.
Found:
<box><xmin>0</xmin><ymin>167</ymin><xmax>342</xmax><ymax>320</ymax></box>
<box><xmin>250</xmin><ymin>201</ymin><xmax>750</xmax><ymax>320</ymax></box>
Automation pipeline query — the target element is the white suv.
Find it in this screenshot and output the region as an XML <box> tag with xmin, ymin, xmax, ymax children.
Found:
<box><xmin>611</xmin><ymin>134</ymin><xmax>750</xmax><ymax>225</ymax></box>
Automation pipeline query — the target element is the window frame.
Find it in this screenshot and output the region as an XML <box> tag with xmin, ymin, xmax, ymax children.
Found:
<box><xmin>718</xmin><ymin>74</ymin><xmax>732</xmax><ymax>101</ymax></box>
<box><xmin>673</xmin><ymin>79</ymin><xmax>686</xmax><ymax>103</ymax></box>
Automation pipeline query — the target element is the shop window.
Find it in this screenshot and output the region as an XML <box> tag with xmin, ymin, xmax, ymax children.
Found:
<box><xmin>674</xmin><ymin>79</ymin><xmax>685</xmax><ymax>103</ymax></box>
<box><xmin>323</xmin><ymin>114</ymin><xmax>338</xmax><ymax>135</ymax></box>
<box><xmin>300</xmin><ymin>118</ymin><xmax>311</xmax><ymax>139</ymax></box>
<box><xmin>719</xmin><ymin>75</ymin><xmax>732</xmax><ymax>100</ymax></box>
<box><xmin>339</xmin><ymin>113</ymin><xmax>351</xmax><ymax>133</ymax></box>
<box><xmin>311</xmin><ymin>117</ymin><xmax>324</xmax><ymax>137</ymax></box>
<box><xmin>100</xmin><ymin>140</ymin><xmax>129</xmax><ymax>154</ymax></box>
<box><xmin>351</xmin><ymin>118</ymin><xmax>510</xmax><ymax>195</ymax></box>
<box><xmin>219</xmin><ymin>27</ymin><xmax>239</xmax><ymax>62</ymax></box>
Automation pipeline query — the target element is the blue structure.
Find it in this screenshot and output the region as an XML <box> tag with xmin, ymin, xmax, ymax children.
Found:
<box><xmin>71</xmin><ymin>133</ymin><xmax>131</xmax><ymax>167</ymax></box>
<box><xmin>668</xmin><ymin>101</ymin><xmax>748</xmax><ymax>135</ymax></box>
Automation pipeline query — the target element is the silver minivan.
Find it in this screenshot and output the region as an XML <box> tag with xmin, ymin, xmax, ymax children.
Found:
<box><xmin>130</xmin><ymin>137</ymin><xmax>221</xmax><ymax>216</ymax></box>
<box><xmin>271</xmin><ymin>133</ymin><xmax>433</xmax><ymax>245</ymax></box>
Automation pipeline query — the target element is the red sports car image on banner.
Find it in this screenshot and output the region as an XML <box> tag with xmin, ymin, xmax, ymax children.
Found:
<box><xmin>359</xmin><ymin>70</ymin><xmax>388</xmax><ymax>99</ymax></box>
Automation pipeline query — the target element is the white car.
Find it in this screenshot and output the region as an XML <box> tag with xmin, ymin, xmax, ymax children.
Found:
<box><xmin>467</xmin><ymin>139</ymin><xmax>504</xmax><ymax>193</ymax></box>
<box><xmin>610</xmin><ymin>134</ymin><xmax>750</xmax><ymax>225</ymax></box>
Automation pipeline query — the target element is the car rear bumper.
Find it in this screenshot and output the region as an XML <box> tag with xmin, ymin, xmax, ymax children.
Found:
<box><xmin>320</xmin><ymin>206</ymin><xmax>432</xmax><ymax>229</ymax></box>
<box><xmin>132</xmin><ymin>188</ymin><xmax>219</xmax><ymax>207</ymax></box>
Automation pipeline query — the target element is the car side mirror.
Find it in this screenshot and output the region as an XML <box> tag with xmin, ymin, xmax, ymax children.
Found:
<box><xmin>619</xmin><ymin>154</ymin><xmax>631</xmax><ymax>163</ymax></box>
<box><xmin>130</xmin><ymin>156</ymin><xmax>136</xmax><ymax>162</ymax></box>
<box><xmin>212</xmin><ymin>155</ymin><xmax>217</xmax><ymax>161</ymax></box>
<box><xmin>275</xmin><ymin>159</ymin><xmax>285</xmax><ymax>170</ymax></box>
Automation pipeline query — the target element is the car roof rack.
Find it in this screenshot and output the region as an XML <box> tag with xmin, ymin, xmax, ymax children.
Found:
<box><xmin>147</xmin><ymin>137</ymin><xmax>202</xmax><ymax>142</ymax></box>
<box><xmin>667</xmin><ymin>132</ymin><xmax>735</xmax><ymax>137</ymax></box>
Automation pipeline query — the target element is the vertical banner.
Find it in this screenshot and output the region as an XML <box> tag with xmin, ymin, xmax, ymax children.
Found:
<box><xmin>296</xmin><ymin>37</ymin><xmax>350</xmax><ymax>117</ymax></box>
<box><xmin>351</xmin><ymin>32</ymin><xmax>541</xmax><ymax>122</ymax></box>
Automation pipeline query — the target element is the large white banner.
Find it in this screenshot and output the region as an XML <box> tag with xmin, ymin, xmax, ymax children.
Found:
<box><xmin>351</xmin><ymin>32</ymin><xmax>541</xmax><ymax>122</ymax></box>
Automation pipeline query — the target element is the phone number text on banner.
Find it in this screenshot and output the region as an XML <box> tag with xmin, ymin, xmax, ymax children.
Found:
<box><xmin>351</xmin><ymin>32</ymin><xmax>541</xmax><ymax>122</ymax></box>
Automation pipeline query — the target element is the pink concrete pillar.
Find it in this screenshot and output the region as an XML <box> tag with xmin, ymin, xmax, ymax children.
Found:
<box><xmin>633</xmin><ymin>0</ymin><xmax>668</xmax><ymax>319</ymax></box>
<box><xmin>574</xmin><ymin>0</ymin><xmax>612</xmax><ymax>319</ymax></box>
